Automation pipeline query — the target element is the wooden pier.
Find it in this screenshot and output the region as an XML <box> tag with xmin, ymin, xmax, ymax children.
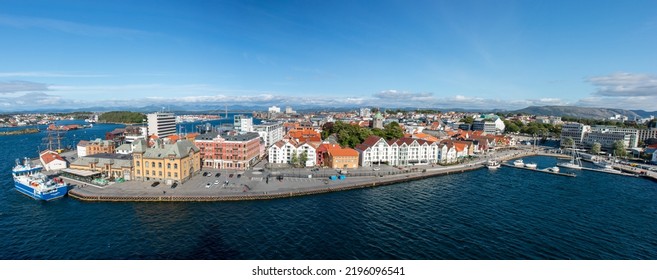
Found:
<box><xmin>501</xmin><ymin>163</ymin><xmax>577</xmax><ymax>177</ymax></box>
<box><xmin>579</xmin><ymin>166</ymin><xmax>638</xmax><ymax>177</ymax></box>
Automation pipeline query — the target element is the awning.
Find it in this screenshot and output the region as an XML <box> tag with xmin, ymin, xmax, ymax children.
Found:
<box><xmin>62</xmin><ymin>168</ymin><xmax>101</xmax><ymax>177</ymax></box>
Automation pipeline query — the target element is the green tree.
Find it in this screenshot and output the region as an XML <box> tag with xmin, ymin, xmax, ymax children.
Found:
<box><xmin>290</xmin><ymin>151</ymin><xmax>299</xmax><ymax>167</ymax></box>
<box><xmin>98</xmin><ymin>111</ymin><xmax>146</xmax><ymax>124</ymax></box>
<box><xmin>299</xmin><ymin>150</ymin><xmax>308</xmax><ymax>167</ymax></box>
<box><xmin>561</xmin><ymin>137</ymin><xmax>575</xmax><ymax>147</ymax></box>
<box><xmin>321</xmin><ymin>122</ymin><xmax>334</xmax><ymax>140</ymax></box>
<box><xmin>590</xmin><ymin>142</ymin><xmax>601</xmax><ymax>154</ymax></box>
<box><xmin>503</xmin><ymin>120</ymin><xmax>519</xmax><ymax>133</ymax></box>
<box><xmin>550</xmin><ymin>124</ymin><xmax>562</xmax><ymax>136</ymax></box>
<box><xmin>384</xmin><ymin>122</ymin><xmax>404</xmax><ymax>139</ymax></box>
<box><xmin>460</xmin><ymin>116</ymin><xmax>474</xmax><ymax>124</ymax></box>
<box><xmin>371</xmin><ymin>128</ymin><xmax>386</xmax><ymax>138</ymax></box>
<box><xmin>612</xmin><ymin>140</ymin><xmax>627</xmax><ymax>157</ymax></box>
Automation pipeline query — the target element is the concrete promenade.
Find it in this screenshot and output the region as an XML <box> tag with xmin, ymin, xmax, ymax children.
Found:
<box><xmin>68</xmin><ymin>148</ymin><xmax>542</xmax><ymax>202</ymax></box>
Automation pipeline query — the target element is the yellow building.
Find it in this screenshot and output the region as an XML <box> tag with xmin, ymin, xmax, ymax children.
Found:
<box><xmin>132</xmin><ymin>139</ymin><xmax>201</xmax><ymax>184</ymax></box>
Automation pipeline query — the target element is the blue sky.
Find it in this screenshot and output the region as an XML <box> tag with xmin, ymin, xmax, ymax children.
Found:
<box><xmin>0</xmin><ymin>0</ymin><xmax>656</xmax><ymax>111</ymax></box>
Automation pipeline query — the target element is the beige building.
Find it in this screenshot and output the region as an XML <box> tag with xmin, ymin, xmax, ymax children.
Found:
<box><xmin>77</xmin><ymin>138</ymin><xmax>115</xmax><ymax>157</ymax></box>
<box><xmin>68</xmin><ymin>153</ymin><xmax>133</xmax><ymax>181</ymax></box>
<box><xmin>132</xmin><ymin>139</ymin><xmax>201</xmax><ymax>184</ymax></box>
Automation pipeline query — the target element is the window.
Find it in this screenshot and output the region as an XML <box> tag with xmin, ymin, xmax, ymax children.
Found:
<box><xmin>151</xmin><ymin>162</ymin><xmax>155</xmax><ymax>168</ymax></box>
<box><xmin>136</xmin><ymin>161</ymin><xmax>140</xmax><ymax>167</ymax></box>
<box><xmin>146</xmin><ymin>170</ymin><xmax>149</xmax><ymax>175</ymax></box>
<box><xmin>167</xmin><ymin>163</ymin><xmax>171</xmax><ymax>169</ymax></box>
<box><xmin>174</xmin><ymin>163</ymin><xmax>178</xmax><ymax>169</ymax></box>
<box><xmin>145</xmin><ymin>161</ymin><xmax>148</xmax><ymax>167</ymax></box>
<box><xmin>159</xmin><ymin>171</ymin><xmax>162</xmax><ymax>176</ymax></box>
<box><xmin>137</xmin><ymin>170</ymin><xmax>141</xmax><ymax>175</ymax></box>
<box><xmin>158</xmin><ymin>162</ymin><xmax>162</xmax><ymax>168</ymax></box>
<box><xmin>174</xmin><ymin>172</ymin><xmax>178</xmax><ymax>177</ymax></box>
<box><xmin>167</xmin><ymin>172</ymin><xmax>171</xmax><ymax>177</ymax></box>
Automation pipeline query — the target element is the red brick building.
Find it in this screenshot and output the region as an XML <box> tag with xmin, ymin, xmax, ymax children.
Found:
<box><xmin>194</xmin><ymin>131</ymin><xmax>262</xmax><ymax>170</ymax></box>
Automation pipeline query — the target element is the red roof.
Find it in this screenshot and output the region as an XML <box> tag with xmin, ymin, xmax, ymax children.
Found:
<box><xmin>393</xmin><ymin>137</ymin><xmax>434</xmax><ymax>146</ymax></box>
<box><xmin>40</xmin><ymin>151</ymin><xmax>64</xmax><ymax>164</ymax></box>
<box><xmin>287</xmin><ymin>129</ymin><xmax>322</xmax><ymax>142</ymax></box>
<box><xmin>361</xmin><ymin>135</ymin><xmax>382</xmax><ymax>147</ymax></box>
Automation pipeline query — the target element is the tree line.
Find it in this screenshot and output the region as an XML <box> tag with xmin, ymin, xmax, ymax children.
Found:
<box><xmin>503</xmin><ymin>119</ymin><xmax>562</xmax><ymax>136</ymax></box>
<box><xmin>561</xmin><ymin>116</ymin><xmax>653</xmax><ymax>129</ymax></box>
<box><xmin>321</xmin><ymin>121</ymin><xmax>405</xmax><ymax>148</ymax></box>
<box><xmin>98</xmin><ymin>111</ymin><xmax>146</xmax><ymax>124</ymax></box>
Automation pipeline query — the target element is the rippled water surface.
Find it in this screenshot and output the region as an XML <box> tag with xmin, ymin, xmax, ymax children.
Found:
<box><xmin>2</xmin><ymin>127</ymin><xmax>657</xmax><ymax>259</ymax></box>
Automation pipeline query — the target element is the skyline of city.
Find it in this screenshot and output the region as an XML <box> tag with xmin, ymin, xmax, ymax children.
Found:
<box><xmin>1</xmin><ymin>1</ymin><xmax>656</xmax><ymax>111</ymax></box>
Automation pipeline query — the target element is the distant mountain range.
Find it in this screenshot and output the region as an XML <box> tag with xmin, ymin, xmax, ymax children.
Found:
<box><xmin>4</xmin><ymin>104</ymin><xmax>657</xmax><ymax>120</ymax></box>
<box><xmin>511</xmin><ymin>106</ymin><xmax>657</xmax><ymax>120</ymax></box>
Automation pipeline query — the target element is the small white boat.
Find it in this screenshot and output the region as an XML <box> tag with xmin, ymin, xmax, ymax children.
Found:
<box><xmin>594</xmin><ymin>160</ymin><xmax>613</xmax><ymax>169</ymax></box>
<box><xmin>546</xmin><ymin>166</ymin><xmax>560</xmax><ymax>173</ymax></box>
<box><xmin>558</xmin><ymin>143</ymin><xmax>583</xmax><ymax>170</ymax></box>
<box><xmin>524</xmin><ymin>162</ymin><xmax>537</xmax><ymax>169</ymax></box>
<box><xmin>513</xmin><ymin>159</ymin><xmax>524</xmax><ymax>167</ymax></box>
<box><xmin>557</xmin><ymin>161</ymin><xmax>583</xmax><ymax>170</ymax></box>
<box><xmin>486</xmin><ymin>160</ymin><xmax>501</xmax><ymax>169</ymax></box>
<box><xmin>594</xmin><ymin>161</ymin><xmax>622</xmax><ymax>173</ymax></box>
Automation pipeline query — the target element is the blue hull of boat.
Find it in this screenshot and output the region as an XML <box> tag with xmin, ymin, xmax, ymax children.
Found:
<box><xmin>14</xmin><ymin>181</ymin><xmax>67</xmax><ymax>201</ymax></box>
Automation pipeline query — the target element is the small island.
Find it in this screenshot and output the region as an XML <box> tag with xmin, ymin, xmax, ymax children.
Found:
<box><xmin>0</xmin><ymin>128</ymin><xmax>40</xmax><ymax>136</ymax></box>
<box><xmin>98</xmin><ymin>111</ymin><xmax>146</xmax><ymax>124</ymax></box>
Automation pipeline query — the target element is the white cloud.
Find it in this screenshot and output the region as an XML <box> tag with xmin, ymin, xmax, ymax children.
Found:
<box><xmin>573</xmin><ymin>72</ymin><xmax>657</xmax><ymax>110</ymax></box>
<box><xmin>576</xmin><ymin>96</ymin><xmax>657</xmax><ymax>110</ymax></box>
<box><xmin>0</xmin><ymin>92</ymin><xmax>62</xmax><ymax>108</ymax></box>
<box><xmin>373</xmin><ymin>90</ymin><xmax>434</xmax><ymax>101</ymax></box>
<box><xmin>0</xmin><ymin>80</ymin><xmax>50</xmax><ymax>93</ymax></box>
<box><xmin>587</xmin><ymin>72</ymin><xmax>657</xmax><ymax>97</ymax></box>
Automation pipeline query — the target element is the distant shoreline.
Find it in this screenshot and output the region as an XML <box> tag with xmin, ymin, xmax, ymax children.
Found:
<box><xmin>0</xmin><ymin>128</ymin><xmax>40</xmax><ymax>136</ymax></box>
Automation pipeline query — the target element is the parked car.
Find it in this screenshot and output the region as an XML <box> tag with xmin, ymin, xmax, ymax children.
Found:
<box><xmin>170</xmin><ymin>183</ymin><xmax>177</xmax><ymax>189</ymax></box>
<box><xmin>229</xmin><ymin>174</ymin><xmax>234</xmax><ymax>178</ymax></box>
<box><xmin>237</xmin><ymin>174</ymin><xmax>242</xmax><ymax>178</ymax></box>
<box><xmin>202</xmin><ymin>172</ymin><xmax>208</xmax><ymax>177</ymax></box>
<box><xmin>151</xmin><ymin>182</ymin><xmax>160</xmax><ymax>187</ymax></box>
<box><xmin>215</xmin><ymin>173</ymin><xmax>221</xmax><ymax>177</ymax></box>
<box><xmin>205</xmin><ymin>183</ymin><xmax>211</xmax><ymax>188</ymax></box>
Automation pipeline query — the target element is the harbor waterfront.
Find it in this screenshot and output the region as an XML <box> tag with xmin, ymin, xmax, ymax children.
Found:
<box><xmin>2</xmin><ymin>124</ymin><xmax>657</xmax><ymax>259</ymax></box>
<box><xmin>65</xmin><ymin>150</ymin><xmax>554</xmax><ymax>202</ymax></box>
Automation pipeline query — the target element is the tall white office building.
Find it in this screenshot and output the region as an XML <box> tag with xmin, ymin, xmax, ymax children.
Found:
<box><xmin>254</xmin><ymin>122</ymin><xmax>283</xmax><ymax>147</ymax></box>
<box><xmin>147</xmin><ymin>112</ymin><xmax>176</xmax><ymax>138</ymax></box>
<box><xmin>233</xmin><ymin>115</ymin><xmax>254</xmax><ymax>132</ymax></box>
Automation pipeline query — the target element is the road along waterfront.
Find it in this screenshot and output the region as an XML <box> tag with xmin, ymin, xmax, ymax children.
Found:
<box><xmin>67</xmin><ymin>148</ymin><xmax>544</xmax><ymax>202</ymax></box>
